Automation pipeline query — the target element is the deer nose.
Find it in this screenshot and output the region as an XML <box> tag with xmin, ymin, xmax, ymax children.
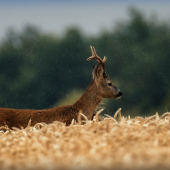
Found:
<box><xmin>116</xmin><ymin>91</ymin><xmax>123</xmax><ymax>97</ymax></box>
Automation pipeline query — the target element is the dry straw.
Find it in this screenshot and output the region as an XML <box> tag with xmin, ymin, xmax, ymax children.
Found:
<box><xmin>0</xmin><ymin>109</ymin><xmax>170</xmax><ymax>170</ymax></box>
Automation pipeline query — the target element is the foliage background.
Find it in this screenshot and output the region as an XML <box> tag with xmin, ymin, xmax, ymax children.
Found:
<box><xmin>0</xmin><ymin>8</ymin><xmax>170</xmax><ymax>117</ymax></box>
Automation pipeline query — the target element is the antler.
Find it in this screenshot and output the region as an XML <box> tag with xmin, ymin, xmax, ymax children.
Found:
<box><xmin>87</xmin><ymin>46</ymin><xmax>108</xmax><ymax>78</ymax></box>
<box><xmin>87</xmin><ymin>46</ymin><xmax>107</xmax><ymax>69</ymax></box>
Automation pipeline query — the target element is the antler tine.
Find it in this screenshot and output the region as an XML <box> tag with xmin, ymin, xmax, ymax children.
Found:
<box><xmin>91</xmin><ymin>45</ymin><xmax>94</xmax><ymax>56</ymax></box>
<box><xmin>103</xmin><ymin>56</ymin><xmax>107</xmax><ymax>64</ymax></box>
<box><xmin>87</xmin><ymin>46</ymin><xmax>106</xmax><ymax>66</ymax></box>
<box><xmin>87</xmin><ymin>46</ymin><xmax>108</xmax><ymax>78</ymax></box>
<box><xmin>92</xmin><ymin>46</ymin><xmax>104</xmax><ymax>64</ymax></box>
<box><xmin>87</xmin><ymin>46</ymin><xmax>100</xmax><ymax>63</ymax></box>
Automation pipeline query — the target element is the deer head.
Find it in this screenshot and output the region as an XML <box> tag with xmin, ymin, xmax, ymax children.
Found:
<box><xmin>87</xmin><ymin>46</ymin><xmax>123</xmax><ymax>99</ymax></box>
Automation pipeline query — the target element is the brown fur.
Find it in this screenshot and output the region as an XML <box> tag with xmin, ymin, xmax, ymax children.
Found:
<box><xmin>0</xmin><ymin>47</ymin><xmax>122</xmax><ymax>129</ymax></box>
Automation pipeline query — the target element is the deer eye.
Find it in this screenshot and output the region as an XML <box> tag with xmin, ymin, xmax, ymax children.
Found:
<box><xmin>108</xmin><ymin>83</ymin><xmax>112</xmax><ymax>86</ymax></box>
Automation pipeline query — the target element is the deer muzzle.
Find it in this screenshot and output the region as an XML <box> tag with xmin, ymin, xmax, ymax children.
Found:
<box><xmin>116</xmin><ymin>91</ymin><xmax>123</xmax><ymax>98</ymax></box>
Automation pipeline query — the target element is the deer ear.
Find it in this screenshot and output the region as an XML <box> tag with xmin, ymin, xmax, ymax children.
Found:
<box><xmin>92</xmin><ymin>64</ymin><xmax>105</xmax><ymax>79</ymax></box>
<box><xmin>96</xmin><ymin>64</ymin><xmax>104</xmax><ymax>78</ymax></box>
<box><xmin>92</xmin><ymin>64</ymin><xmax>98</xmax><ymax>79</ymax></box>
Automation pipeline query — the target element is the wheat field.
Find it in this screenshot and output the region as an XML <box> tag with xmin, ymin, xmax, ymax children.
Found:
<box><xmin>0</xmin><ymin>109</ymin><xmax>170</xmax><ymax>170</ymax></box>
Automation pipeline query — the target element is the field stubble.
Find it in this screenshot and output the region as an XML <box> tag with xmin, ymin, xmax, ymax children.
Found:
<box><xmin>0</xmin><ymin>109</ymin><xmax>170</xmax><ymax>170</ymax></box>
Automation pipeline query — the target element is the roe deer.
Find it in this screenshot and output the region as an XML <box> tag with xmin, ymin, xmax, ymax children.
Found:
<box><xmin>0</xmin><ymin>46</ymin><xmax>122</xmax><ymax>129</ymax></box>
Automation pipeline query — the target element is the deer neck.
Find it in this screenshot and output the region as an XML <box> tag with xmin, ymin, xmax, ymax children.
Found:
<box><xmin>74</xmin><ymin>80</ymin><xmax>102</xmax><ymax>119</ymax></box>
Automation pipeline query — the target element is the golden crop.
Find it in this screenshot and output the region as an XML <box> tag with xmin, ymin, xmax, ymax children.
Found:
<box><xmin>0</xmin><ymin>109</ymin><xmax>170</xmax><ymax>170</ymax></box>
